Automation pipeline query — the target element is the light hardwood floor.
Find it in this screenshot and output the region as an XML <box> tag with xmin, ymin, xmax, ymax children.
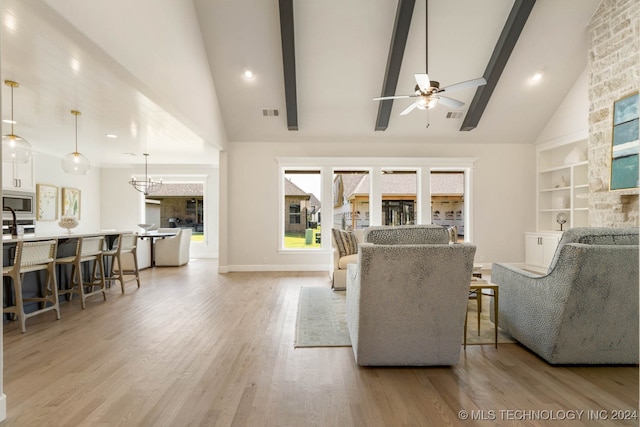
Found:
<box><xmin>2</xmin><ymin>260</ymin><xmax>638</xmax><ymax>426</ymax></box>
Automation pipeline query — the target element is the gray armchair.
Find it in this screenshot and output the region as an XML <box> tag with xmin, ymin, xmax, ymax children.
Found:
<box><xmin>346</xmin><ymin>225</ymin><xmax>476</xmax><ymax>366</ymax></box>
<box><xmin>491</xmin><ymin>227</ymin><xmax>639</xmax><ymax>364</ymax></box>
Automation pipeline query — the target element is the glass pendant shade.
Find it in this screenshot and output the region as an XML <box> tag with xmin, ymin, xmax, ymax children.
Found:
<box><xmin>2</xmin><ymin>133</ymin><xmax>33</xmax><ymax>163</ymax></box>
<box><xmin>61</xmin><ymin>151</ymin><xmax>91</xmax><ymax>175</ymax></box>
<box><xmin>2</xmin><ymin>80</ymin><xmax>33</xmax><ymax>163</ymax></box>
<box><xmin>62</xmin><ymin>110</ymin><xmax>90</xmax><ymax>175</ymax></box>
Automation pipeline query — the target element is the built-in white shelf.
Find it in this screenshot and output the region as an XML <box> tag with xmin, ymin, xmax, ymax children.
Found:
<box><xmin>535</xmin><ymin>139</ymin><xmax>589</xmax><ymax>232</ymax></box>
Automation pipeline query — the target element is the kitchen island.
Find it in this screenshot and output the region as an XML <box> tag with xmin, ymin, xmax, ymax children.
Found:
<box><xmin>2</xmin><ymin>230</ymin><xmax>136</xmax><ymax>318</ymax></box>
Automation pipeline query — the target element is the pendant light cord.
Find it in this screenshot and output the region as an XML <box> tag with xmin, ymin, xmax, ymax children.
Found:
<box><xmin>9</xmin><ymin>84</ymin><xmax>14</xmax><ymax>135</ymax></box>
<box><xmin>74</xmin><ymin>113</ymin><xmax>78</xmax><ymax>153</ymax></box>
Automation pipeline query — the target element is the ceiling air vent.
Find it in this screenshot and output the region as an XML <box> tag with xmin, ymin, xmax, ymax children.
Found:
<box><xmin>262</xmin><ymin>109</ymin><xmax>279</xmax><ymax>117</ymax></box>
<box><xmin>446</xmin><ymin>111</ymin><xmax>464</xmax><ymax>119</ymax></box>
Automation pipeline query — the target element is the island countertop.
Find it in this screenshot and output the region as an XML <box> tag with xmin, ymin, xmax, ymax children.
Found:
<box><xmin>2</xmin><ymin>230</ymin><xmax>134</xmax><ymax>243</ymax></box>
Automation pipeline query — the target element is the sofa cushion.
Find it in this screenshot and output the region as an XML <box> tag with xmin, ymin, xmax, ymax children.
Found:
<box><xmin>332</xmin><ymin>228</ymin><xmax>359</xmax><ymax>258</ymax></box>
<box><xmin>338</xmin><ymin>253</ymin><xmax>359</xmax><ymax>269</ymax></box>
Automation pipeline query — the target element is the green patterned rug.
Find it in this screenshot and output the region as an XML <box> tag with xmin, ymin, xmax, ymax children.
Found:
<box><xmin>294</xmin><ymin>287</ymin><xmax>514</xmax><ymax>348</ymax></box>
<box><xmin>295</xmin><ymin>287</ymin><xmax>351</xmax><ymax>347</ymax></box>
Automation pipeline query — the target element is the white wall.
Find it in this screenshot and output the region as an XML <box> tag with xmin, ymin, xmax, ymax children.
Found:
<box><xmin>33</xmin><ymin>152</ymin><xmax>102</xmax><ymax>234</ymax></box>
<box><xmin>220</xmin><ymin>141</ymin><xmax>536</xmax><ymax>272</ymax></box>
<box><xmin>100</xmin><ymin>164</ymin><xmax>219</xmax><ymax>259</ymax></box>
<box><xmin>535</xmin><ymin>68</ymin><xmax>589</xmax><ymax>145</ymax></box>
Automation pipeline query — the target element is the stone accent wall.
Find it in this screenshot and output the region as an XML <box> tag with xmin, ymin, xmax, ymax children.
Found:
<box><xmin>588</xmin><ymin>0</ymin><xmax>639</xmax><ymax>227</ymax></box>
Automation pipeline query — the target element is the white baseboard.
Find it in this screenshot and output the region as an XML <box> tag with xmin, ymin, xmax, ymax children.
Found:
<box><xmin>0</xmin><ymin>393</ymin><xmax>6</xmax><ymax>421</ymax></box>
<box><xmin>218</xmin><ymin>264</ymin><xmax>330</xmax><ymax>273</ymax></box>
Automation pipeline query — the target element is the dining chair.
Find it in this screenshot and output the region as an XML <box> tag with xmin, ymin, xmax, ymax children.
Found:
<box><xmin>2</xmin><ymin>239</ymin><xmax>60</xmax><ymax>333</ymax></box>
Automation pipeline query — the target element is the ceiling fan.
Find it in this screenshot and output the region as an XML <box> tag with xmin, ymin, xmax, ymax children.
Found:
<box><xmin>372</xmin><ymin>0</ymin><xmax>486</xmax><ymax>116</ymax></box>
<box><xmin>373</xmin><ymin>74</ymin><xmax>487</xmax><ymax>115</ymax></box>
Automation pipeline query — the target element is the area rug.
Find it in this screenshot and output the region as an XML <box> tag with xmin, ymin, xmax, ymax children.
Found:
<box><xmin>294</xmin><ymin>287</ymin><xmax>351</xmax><ymax>347</ymax></box>
<box><xmin>465</xmin><ymin>294</ymin><xmax>516</xmax><ymax>345</ymax></box>
<box><xmin>294</xmin><ymin>287</ymin><xmax>515</xmax><ymax>348</ymax></box>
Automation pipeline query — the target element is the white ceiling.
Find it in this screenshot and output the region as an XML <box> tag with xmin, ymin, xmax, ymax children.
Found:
<box><xmin>1</xmin><ymin>0</ymin><xmax>600</xmax><ymax>168</ymax></box>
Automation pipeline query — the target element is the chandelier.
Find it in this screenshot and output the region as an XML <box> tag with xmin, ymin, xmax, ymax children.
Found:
<box><xmin>2</xmin><ymin>80</ymin><xmax>33</xmax><ymax>163</ymax></box>
<box><xmin>61</xmin><ymin>110</ymin><xmax>91</xmax><ymax>175</ymax></box>
<box><xmin>129</xmin><ymin>153</ymin><xmax>162</xmax><ymax>196</ymax></box>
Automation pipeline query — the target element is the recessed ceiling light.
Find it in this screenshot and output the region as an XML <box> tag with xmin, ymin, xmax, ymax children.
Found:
<box><xmin>2</xmin><ymin>119</ymin><xmax>16</xmax><ymax>124</ymax></box>
<box><xmin>105</xmin><ymin>134</ymin><xmax>118</xmax><ymax>138</ymax></box>
<box><xmin>4</xmin><ymin>14</ymin><xmax>16</xmax><ymax>32</ymax></box>
<box><xmin>242</xmin><ymin>68</ymin><xmax>255</xmax><ymax>80</ymax></box>
<box><xmin>70</xmin><ymin>58</ymin><xmax>81</xmax><ymax>73</ymax></box>
<box><xmin>530</xmin><ymin>71</ymin><xmax>543</xmax><ymax>84</ymax></box>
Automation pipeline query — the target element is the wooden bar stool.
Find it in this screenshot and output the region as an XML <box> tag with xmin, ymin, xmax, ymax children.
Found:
<box><xmin>2</xmin><ymin>240</ymin><xmax>60</xmax><ymax>333</ymax></box>
<box><xmin>103</xmin><ymin>233</ymin><xmax>140</xmax><ymax>294</ymax></box>
<box><xmin>57</xmin><ymin>236</ymin><xmax>107</xmax><ymax>309</ymax></box>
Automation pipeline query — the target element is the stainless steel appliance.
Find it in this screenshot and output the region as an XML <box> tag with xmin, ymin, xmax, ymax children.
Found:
<box><xmin>2</xmin><ymin>189</ymin><xmax>35</xmax><ymax>219</ymax></box>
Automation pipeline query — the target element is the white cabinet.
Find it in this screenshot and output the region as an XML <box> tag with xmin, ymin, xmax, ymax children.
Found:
<box><xmin>525</xmin><ymin>232</ymin><xmax>561</xmax><ymax>271</ymax></box>
<box><xmin>2</xmin><ymin>158</ymin><xmax>35</xmax><ymax>191</ymax></box>
<box><xmin>536</xmin><ymin>139</ymin><xmax>589</xmax><ymax>231</ymax></box>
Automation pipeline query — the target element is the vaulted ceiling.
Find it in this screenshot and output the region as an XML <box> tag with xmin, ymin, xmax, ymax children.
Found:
<box><xmin>1</xmin><ymin>0</ymin><xmax>600</xmax><ymax>168</ymax></box>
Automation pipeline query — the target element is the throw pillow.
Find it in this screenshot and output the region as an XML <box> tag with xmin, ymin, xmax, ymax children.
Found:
<box><xmin>332</xmin><ymin>228</ymin><xmax>359</xmax><ymax>258</ymax></box>
<box><xmin>447</xmin><ymin>225</ymin><xmax>458</xmax><ymax>243</ymax></box>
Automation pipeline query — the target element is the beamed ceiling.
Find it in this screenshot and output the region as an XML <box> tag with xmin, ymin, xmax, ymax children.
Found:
<box><xmin>0</xmin><ymin>0</ymin><xmax>600</xmax><ymax>167</ymax></box>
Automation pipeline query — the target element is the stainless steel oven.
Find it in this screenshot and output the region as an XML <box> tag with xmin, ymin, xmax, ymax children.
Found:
<box><xmin>2</xmin><ymin>189</ymin><xmax>36</xmax><ymax>220</ymax></box>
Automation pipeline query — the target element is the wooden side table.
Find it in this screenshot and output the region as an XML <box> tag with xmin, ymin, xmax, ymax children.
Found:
<box><xmin>464</xmin><ymin>282</ymin><xmax>499</xmax><ymax>348</ymax></box>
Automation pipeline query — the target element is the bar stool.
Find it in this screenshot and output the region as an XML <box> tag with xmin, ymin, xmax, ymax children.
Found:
<box><xmin>57</xmin><ymin>235</ymin><xmax>107</xmax><ymax>309</ymax></box>
<box><xmin>103</xmin><ymin>233</ymin><xmax>140</xmax><ymax>294</ymax></box>
<box><xmin>2</xmin><ymin>240</ymin><xmax>60</xmax><ymax>333</ymax></box>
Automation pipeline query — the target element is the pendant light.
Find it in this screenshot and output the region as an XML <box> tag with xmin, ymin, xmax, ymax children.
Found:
<box><xmin>2</xmin><ymin>80</ymin><xmax>33</xmax><ymax>163</ymax></box>
<box><xmin>61</xmin><ymin>110</ymin><xmax>91</xmax><ymax>175</ymax></box>
<box><xmin>129</xmin><ymin>153</ymin><xmax>162</xmax><ymax>195</ymax></box>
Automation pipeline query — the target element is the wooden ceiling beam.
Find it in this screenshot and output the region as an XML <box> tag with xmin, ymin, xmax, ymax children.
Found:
<box><xmin>375</xmin><ymin>0</ymin><xmax>416</xmax><ymax>132</ymax></box>
<box><xmin>460</xmin><ymin>0</ymin><xmax>536</xmax><ymax>131</ymax></box>
<box><xmin>279</xmin><ymin>0</ymin><xmax>298</xmax><ymax>131</ymax></box>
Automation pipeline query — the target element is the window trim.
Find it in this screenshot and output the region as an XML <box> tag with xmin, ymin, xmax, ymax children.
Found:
<box><xmin>277</xmin><ymin>157</ymin><xmax>477</xmax><ymax>252</ymax></box>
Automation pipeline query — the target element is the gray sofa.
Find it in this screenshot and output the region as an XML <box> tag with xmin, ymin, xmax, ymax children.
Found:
<box><xmin>346</xmin><ymin>225</ymin><xmax>476</xmax><ymax>366</ymax></box>
<box><xmin>491</xmin><ymin>227</ymin><xmax>639</xmax><ymax>364</ymax></box>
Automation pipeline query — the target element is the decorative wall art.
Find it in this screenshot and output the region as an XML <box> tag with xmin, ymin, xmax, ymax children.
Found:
<box><xmin>62</xmin><ymin>187</ymin><xmax>81</xmax><ymax>219</ymax></box>
<box><xmin>36</xmin><ymin>184</ymin><xmax>58</xmax><ymax>221</ymax></box>
<box><xmin>611</xmin><ymin>92</ymin><xmax>639</xmax><ymax>190</ymax></box>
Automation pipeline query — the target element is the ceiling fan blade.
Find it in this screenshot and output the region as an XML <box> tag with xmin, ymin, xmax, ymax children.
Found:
<box><xmin>373</xmin><ymin>95</ymin><xmax>413</xmax><ymax>101</ymax></box>
<box><xmin>399</xmin><ymin>102</ymin><xmax>419</xmax><ymax>116</ymax></box>
<box><xmin>439</xmin><ymin>77</ymin><xmax>487</xmax><ymax>93</ymax></box>
<box><xmin>436</xmin><ymin>96</ymin><xmax>465</xmax><ymax>108</ymax></box>
<box><xmin>414</xmin><ymin>73</ymin><xmax>431</xmax><ymax>92</ymax></box>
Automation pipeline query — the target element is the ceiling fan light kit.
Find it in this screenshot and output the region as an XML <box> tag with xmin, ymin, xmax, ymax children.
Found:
<box><xmin>61</xmin><ymin>110</ymin><xmax>91</xmax><ymax>175</ymax></box>
<box><xmin>2</xmin><ymin>80</ymin><xmax>33</xmax><ymax>163</ymax></box>
<box><xmin>372</xmin><ymin>1</ymin><xmax>487</xmax><ymax>121</ymax></box>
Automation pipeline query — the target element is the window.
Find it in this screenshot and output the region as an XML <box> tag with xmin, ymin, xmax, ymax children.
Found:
<box><xmin>431</xmin><ymin>171</ymin><xmax>465</xmax><ymax>241</ymax></box>
<box><xmin>333</xmin><ymin>170</ymin><xmax>369</xmax><ymax>230</ymax></box>
<box><xmin>145</xmin><ymin>182</ymin><xmax>205</xmax><ymax>242</ymax></box>
<box><xmin>277</xmin><ymin>157</ymin><xmax>475</xmax><ymax>250</ymax></box>
<box><xmin>289</xmin><ymin>204</ymin><xmax>301</xmax><ymax>224</ymax></box>
<box><xmin>283</xmin><ymin>170</ymin><xmax>321</xmax><ymax>249</ymax></box>
<box><xmin>381</xmin><ymin>170</ymin><xmax>416</xmax><ymax>225</ymax></box>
